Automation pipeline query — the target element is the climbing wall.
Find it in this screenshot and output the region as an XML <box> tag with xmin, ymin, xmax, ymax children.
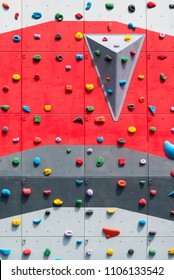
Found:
<box><xmin>0</xmin><ymin>0</ymin><xmax>174</xmax><ymax>260</ymax></box>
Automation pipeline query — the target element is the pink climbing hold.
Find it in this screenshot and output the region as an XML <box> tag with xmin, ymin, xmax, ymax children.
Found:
<box><xmin>43</xmin><ymin>190</ymin><xmax>51</xmax><ymax>195</ymax></box>
<box><xmin>150</xmin><ymin>190</ymin><xmax>157</xmax><ymax>196</ymax></box>
<box><xmin>139</xmin><ymin>198</ymin><xmax>147</xmax><ymax>206</ymax></box>
<box><xmin>23</xmin><ymin>249</ymin><xmax>31</xmax><ymax>255</ymax></box>
<box><xmin>22</xmin><ymin>188</ymin><xmax>31</xmax><ymax>196</ymax></box>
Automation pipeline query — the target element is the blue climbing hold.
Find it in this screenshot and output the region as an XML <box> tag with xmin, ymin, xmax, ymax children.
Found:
<box><xmin>107</xmin><ymin>89</ymin><xmax>113</xmax><ymax>95</ymax></box>
<box><xmin>164</xmin><ymin>141</ymin><xmax>174</xmax><ymax>159</ymax></box>
<box><xmin>85</xmin><ymin>2</ymin><xmax>92</xmax><ymax>10</ymax></box>
<box><xmin>76</xmin><ymin>54</ymin><xmax>84</xmax><ymax>61</ymax></box>
<box><xmin>23</xmin><ymin>106</ymin><xmax>31</xmax><ymax>113</ymax></box>
<box><xmin>33</xmin><ymin>157</ymin><xmax>41</xmax><ymax>166</ymax></box>
<box><xmin>168</xmin><ymin>191</ymin><xmax>174</xmax><ymax>197</ymax></box>
<box><xmin>2</xmin><ymin>189</ymin><xmax>11</xmax><ymax>196</ymax></box>
<box><xmin>139</xmin><ymin>219</ymin><xmax>146</xmax><ymax>226</ymax></box>
<box><xmin>32</xmin><ymin>12</ymin><xmax>42</xmax><ymax>19</ymax></box>
<box><xmin>149</xmin><ymin>105</ymin><xmax>156</xmax><ymax>115</ymax></box>
<box><xmin>33</xmin><ymin>219</ymin><xmax>42</xmax><ymax>224</ymax></box>
<box><xmin>13</xmin><ymin>35</ymin><xmax>21</xmax><ymax>42</ymax></box>
<box><xmin>54</xmin><ymin>258</ymin><xmax>62</xmax><ymax>260</ymax></box>
<box><xmin>97</xmin><ymin>136</ymin><xmax>104</xmax><ymax>143</ymax></box>
<box><xmin>119</xmin><ymin>80</ymin><xmax>127</xmax><ymax>86</ymax></box>
<box><xmin>76</xmin><ymin>179</ymin><xmax>83</xmax><ymax>185</ymax></box>
<box><xmin>0</xmin><ymin>249</ymin><xmax>11</xmax><ymax>255</ymax></box>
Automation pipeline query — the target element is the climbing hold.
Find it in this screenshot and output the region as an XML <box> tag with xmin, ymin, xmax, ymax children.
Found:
<box><xmin>76</xmin><ymin>158</ymin><xmax>83</xmax><ymax>166</ymax></box>
<box><xmin>87</xmin><ymin>148</ymin><xmax>93</xmax><ymax>154</ymax></box>
<box><xmin>149</xmin><ymin>249</ymin><xmax>156</xmax><ymax>255</ymax></box>
<box><xmin>56</xmin><ymin>55</ymin><xmax>63</xmax><ymax>62</ymax></box>
<box><xmin>147</xmin><ymin>2</ymin><xmax>156</xmax><ymax>8</ymax></box>
<box><xmin>75</xmin><ymin>32</ymin><xmax>83</xmax><ymax>41</ymax></box>
<box><xmin>94</xmin><ymin>116</ymin><xmax>105</xmax><ymax>124</ymax></box>
<box><xmin>33</xmin><ymin>157</ymin><xmax>41</xmax><ymax>166</ymax></box>
<box><xmin>55</xmin><ymin>13</ymin><xmax>64</xmax><ymax>21</ymax></box>
<box><xmin>118</xmin><ymin>158</ymin><xmax>126</xmax><ymax>166</ymax></box>
<box><xmin>107</xmin><ymin>209</ymin><xmax>116</xmax><ymax>215</ymax></box>
<box><xmin>85</xmin><ymin>84</ymin><xmax>94</xmax><ymax>92</ymax></box>
<box><xmin>168</xmin><ymin>191</ymin><xmax>174</xmax><ymax>197</ymax></box>
<box><xmin>128</xmin><ymin>5</ymin><xmax>135</xmax><ymax>13</ymax></box>
<box><xmin>76</xmin><ymin>240</ymin><xmax>82</xmax><ymax>245</ymax></box>
<box><xmin>139</xmin><ymin>220</ymin><xmax>146</xmax><ymax>226</ymax></box>
<box><xmin>150</xmin><ymin>189</ymin><xmax>157</xmax><ymax>196</ymax></box>
<box><xmin>119</xmin><ymin>80</ymin><xmax>126</xmax><ymax>86</ymax></box>
<box><xmin>23</xmin><ymin>106</ymin><xmax>30</xmax><ymax>113</ymax></box>
<box><xmin>76</xmin><ymin>54</ymin><xmax>84</xmax><ymax>61</ymax></box>
<box><xmin>114</xmin><ymin>43</ymin><xmax>120</xmax><ymax>47</ymax></box>
<box><xmin>12</xmin><ymin>74</ymin><xmax>21</xmax><ymax>81</ymax></box>
<box><xmin>103</xmin><ymin>228</ymin><xmax>120</xmax><ymax>239</ymax></box>
<box><xmin>64</xmin><ymin>230</ymin><xmax>73</xmax><ymax>237</ymax></box>
<box><xmin>45</xmin><ymin>210</ymin><xmax>51</xmax><ymax>215</ymax></box>
<box><xmin>139</xmin><ymin>180</ymin><xmax>146</xmax><ymax>185</ymax></box>
<box><xmin>107</xmin><ymin>248</ymin><xmax>114</xmax><ymax>256</ymax></box>
<box><xmin>127</xmin><ymin>104</ymin><xmax>135</xmax><ymax>111</ymax></box>
<box><xmin>117</xmin><ymin>138</ymin><xmax>125</xmax><ymax>145</ymax></box>
<box><xmin>95</xmin><ymin>49</ymin><xmax>101</xmax><ymax>56</ymax></box>
<box><xmin>139</xmin><ymin>198</ymin><xmax>147</xmax><ymax>206</ymax></box>
<box><xmin>44</xmin><ymin>168</ymin><xmax>52</xmax><ymax>176</ymax></box>
<box><xmin>140</xmin><ymin>159</ymin><xmax>146</xmax><ymax>165</ymax></box>
<box><xmin>86</xmin><ymin>106</ymin><xmax>94</xmax><ymax>112</ymax></box>
<box><xmin>33</xmin><ymin>219</ymin><xmax>41</xmax><ymax>224</ymax></box>
<box><xmin>33</xmin><ymin>55</ymin><xmax>41</xmax><ymax>62</ymax></box>
<box><xmin>124</xmin><ymin>35</ymin><xmax>131</xmax><ymax>42</ymax></box>
<box><xmin>76</xmin><ymin>199</ymin><xmax>83</xmax><ymax>207</ymax></box>
<box><xmin>44</xmin><ymin>248</ymin><xmax>51</xmax><ymax>256</ymax></box>
<box><xmin>55</xmin><ymin>34</ymin><xmax>62</xmax><ymax>40</ymax></box>
<box><xmin>15</xmin><ymin>12</ymin><xmax>19</xmax><ymax>20</ymax></box>
<box><xmin>34</xmin><ymin>116</ymin><xmax>41</xmax><ymax>123</ymax></box>
<box><xmin>160</xmin><ymin>73</ymin><xmax>167</xmax><ymax>81</ymax></box>
<box><xmin>149</xmin><ymin>231</ymin><xmax>156</xmax><ymax>236</ymax></box>
<box><xmin>73</xmin><ymin>117</ymin><xmax>83</xmax><ymax>124</ymax></box>
<box><xmin>12</xmin><ymin>219</ymin><xmax>21</xmax><ymax>226</ymax></box>
<box><xmin>34</xmin><ymin>34</ymin><xmax>41</xmax><ymax>40</ymax></box>
<box><xmin>76</xmin><ymin>179</ymin><xmax>83</xmax><ymax>185</ymax></box>
<box><xmin>44</xmin><ymin>105</ymin><xmax>52</xmax><ymax>112</ymax></box>
<box><xmin>159</xmin><ymin>33</ymin><xmax>165</xmax><ymax>39</ymax></box>
<box><xmin>2</xmin><ymin>86</ymin><xmax>9</xmax><ymax>92</ymax></box>
<box><xmin>149</xmin><ymin>106</ymin><xmax>156</xmax><ymax>115</ymax></box>
<box><xmin>85</xmin><ymin>2</ymin><xmax>92</xmax><ymax>10</ymax></box>
<box><xmin>130</xmin><ymin>50</ymin><xmax>136</xmax><ymax>56</ymax></box>
<box><xmin>2</xmin><ymin>126</ymin><xmax>8</xmax><ymax>133</ymax></box>
<box><xmin>139</xmin><ymin>96</ymin><xmax>145</xmax><ymax>103</ymax></box>
<box><xmin>13</xmin><ymin>35</ymin><xmax>21</xmax><ymax>42</ymax></box>
<box><xmin>1</xmin><ymin>189</ymin><xmax>11</xmax><ymax>196</ymax></box>
<box><xmin>86</xmin><ymin>249</ymin><xmax>93</xmax><ymax>256</ymax></box>
<box><xmin>169</xmin><ymin>4</ymin><xmax>174</xmax><ymax>9</ymax></box>
<box><xmin>13</xmin><ymin>138</ymin><xmax>20</xmax><ymax>143</ymax></box>
<box><xmin>34</xmin><ymin>74</ymin><xmax>40</xmax><ymax>81</ymax></box>
<box><xmin>171</xmin><ymin>128</ymin><xmax>174</xmax><ymax>133</ymax></box>
<box><xmin>117</xmin><ymin>180</ymin><xmax>126</xmax><ymax>187</ymax></box>
<box><xmin>107</xmin><ymin>22</ymin><xmax>112</xmax><ymax>31</ymax></box>
<box><xmin>53</xmin><ymin>199</ymin><xmax>63</xmax><ymax>206</ymax></box>
<box><xmin>97</xmin><ymin>136</ymin><xmax>104</xmax><ymax>143</ymax></box>
<box><xmin>150</xmin><ymin>126</ymin><xmax>156</xmax><ymax>133</ymax></box>
<box><xmin>0</xmin><ymin>249</ymin><xmax>11</xmax><ymax>255</ymax></box>
<box><xmin>128</xmin><ymin>249</ymin><xmax>134</xmax><ymax>255</ymax></box>
<box><xmin>22</xmin><ymin>188</ymin><xmax>31</xmax><ymax>196</ymax></box>
<box><xmin>168</xmin><ymin>248</ymin><xmax>174</xmax><ymax>255</ymax></box>
<box><xmin>32</xmin><ymin>12</ymin><xmax>42</xmax><ymax>19</ymax></box>
<box><xmin>107</xmin><ymin>89</ymin><xmax>113</xmax><ymax>95</ymax></box>
<box><xmin>138</xmin><ymin>75</ymin><xmax>145</xmax><ymax>80</ymax></box>
<box><xmin>75</xmin><ymin>13</ymin><xmax>83</xmax><ymax>20</ymax></box>
<box><xmin>96</xmin><ymin>157</ymin><xmax>104</xmax><ymax>167</ymax></box>
<box><xmin>12</xmin><ymin>157</ymin><xmax>20</xmax><ymax>165</ymax></box>
<box><xmin>157</xmin><ymin>55</ymin><xmax>167</xmax><ymax>60</ymax></box>
<box><xmin>55</xmin><ymin>137</ymin><xmax>62</xmax><ymax>143</ymax></box>
<box><xmin>85</xmin><ymin>210</ymin><xmax>93</xmax><ymax>215</ymax></box>
<box><xmin>86</xmin><ymin>189</ymin><xmax>93</xmax><ymax>196</ymax></box>
<box><xmin>66</xmin><ymin>148</ymin><xmax>72</xmax><ymax>154</ymax></box>
<box><xmin>105</xmin><ymin>3</ymin><xmax>114</xmax><ymax>10</ymax></box>
<box><xmin>106</xmin><ymin>77</ymin><xmax>111</xmax><ymax>81</ymax></box>
<box><xmin>171</xmin><ymin>106</ymin><xmax>174</xmax><ymax>112</ymax></box>
<box><xmin>34</xmin><ymin>137</ymin><xmax>42</xmax><ymax>144</ymax></box>
<box><xmin>164</xmin><ymin>141</ymin><xmax>174</xmax><ymax>159</ymax></box>
<box><xmin>128</xmin><ymin>126</ymin><xmax>136</xmax><ymax>133</ymax></box>
<box><xmin>23</xmin><ymin>249</ymin><xmax>31</xmax><ymax>255</ymax></box>
<box><xmin>104</xmin><ymin>55</ymin><xmax>112</xmax><ymax>62</ymax></box>
<box><xmin>43</xmin><ymin>190</ymin><xmax>51</xmax><ymax>195</ymax></box>
<box><xmin>0</xmin><ymin>105</ymin><xmax>9</xmax><ymax>111</ymax></box>
<box><xmin>121</xmin><ymin>56</ymin><xmax>128</xmax><ymax>63</ymax></box>
<box><xmin>128</xmin><ymin>23</ymin><xmax>136</xmax><ymax>30</ymax></box>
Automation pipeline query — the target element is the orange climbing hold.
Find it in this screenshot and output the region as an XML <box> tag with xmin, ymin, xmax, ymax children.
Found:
<box><xmin>94</xmin><ymin>116</ymin><xmax>105</xmax><ymax>124</ymax></box>
<box><xmin>103</xmin><ymin>228</ymin><xmax>120</xmax><ymax>239</ymax></box>
<box><xmin>117</xmin><ymin>180</ymin><xmax>126</xmax><ymax>187</ymax></box>
<box><xmin>34</xmin><ymin>137</ymin><xmax>42</xmax><ymax>144</ymax></box>
<box><xmin>2</xmin><ymin>2</ymin><xmax>9</xmax><ymax>9</ymax></box>
<box><xmin>107</xmin><ymin>22</ymin><xmax>112</xmax><ymax>31</ymax></box>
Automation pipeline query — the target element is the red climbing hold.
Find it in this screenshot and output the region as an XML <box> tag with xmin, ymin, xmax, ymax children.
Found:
<box><xmin>157</xmin><ymin>55</ymin><xmax>167</xmax><ymax>60</ymax></box>
<box><xmin>147</xmin><ymin>2</ymin><xmax>156</xmax><ymax>8</ymax></box>
<box><xmin>170</xmin><ymin>170</ymin><xmax>174</xmax><ymax>177</ymax></box>
<box><xmin>76</xmin><ymin>158</ymin><xmax>83</xmax><ymax>166</ymax></box>
<box><xmin>2</xmin><ymin>86</ymin><xmax>9</xmax><ymax>92</ymax></box>
<box><xmin>139</xmin><ymin>198</ymin><xmax>147</xmax><ymax>206</ymax></box>
<box><xmin>15</xmin><ymin>12</ymin><xmax>19</xmax><ymax>20</ymax></box>
<box><xmin>75</xmin><ymin>13</ymin><xmax>83</xmax><ymax>19</ymax></box>
<box><xmin>170</xmin><ymin>210</ymin><xmax>174</xmax><ymax>215</ymax></box>
<box><xmin>103</xmin><ymin>228</ymin><xmax>120</xmax><ymax>239</ymax></box>
<box><xmin>23</xmin><ymin>249</ymin><xmax>31</xmax><ymax>255</ymax></box>
<box><xmin>118</xmin><ymin>158</ymin><xmax>126</xmax><ymax>166</ymax></box>
<box><xmin>130</xmin><ymin>50</ymin><xmax>136</xmax><ymax>56</ymax></box>
<box><xmin>43</xmin><ymin>190</ymin><xmax>51</xmax><ymax>195</ymax></box>
<box><xmin>22</xmin><ymin>188</ymin><xmax>32</xmax><ymax>196</ymax></box>
<box><xmin>102</xmin><ymin>37</ymin><xmax>108</xmax><ymax>41</ymax></box>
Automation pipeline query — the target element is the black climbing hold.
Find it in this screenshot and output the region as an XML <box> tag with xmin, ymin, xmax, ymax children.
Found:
<box><xmin>117</xmin><ymin>138</ymin><xmax>126</xmax><ymax>145</ymax></box>
<box><xmin>2</xmin><ymin>126</ymin><xmax>8</xmax><ymax>133</ymax></box>
<box><xmin>45</xmin><ymin>210</ymin><xmax>51</xmax><ymax>216</ymax></box>
<box><xmin>55</xmin><ymin>34</ymin><xmax>62</xmax><ymax>40</ymax></box>
<box><xmin>104</xmin><ymin>55</ymin><xmax>112</xmax><ymax>62</ymax></box>
<box><xmin>85</xmin><ymin>210</ymin><xmax>93</xmax><ymax>215</ymax></box>
<box><xmin>127</xmin><ymin>104</ymin><xmax>135</xmax><ymax>111</ymax></box>
<box><xmin>128</xmin><ymin>249</ymin><xmax>134</xmax><ymax>255</ymax></box>
<box><xmin>169</xmin><ymin>4</ymin><xmax>174</xmax><ymax>8</ymax></box>
<box><xmin>149</xmin><ymin>231</ymin><xmax>156</xmax><ymax>236</ymax></box>
<box><xmin>73</xmin><ymin>117</ymin><xmax>84</xmax><ymax>124</ymax></box>
<box><xmin>128</xmin><ymin>4</ymin><xmax>136</xmax><ymax>13</ymax></box>
<box><xmin>56</xmin><ymin>55</ymin><xmax>63</xmax><ymax>62</ymax></box>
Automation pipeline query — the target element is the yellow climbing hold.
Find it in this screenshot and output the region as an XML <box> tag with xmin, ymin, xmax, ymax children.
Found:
<box><xmin>106</xmin><ymin>209</ymin><xmax>116</xmax><ymax>215</ymax></box>
<box><xmin>12</xmin><ymin>219</ymin><xmax>21</xmax><ymax>226</ymax></box>
<box><xmin>85</xmin><ymin>84</ymin><xmax>94</xmax><ymax>92</ymax></box>
<box><xmin>12</xmin><ymin>74</ymin><xmax>21</xmax><ymax>81</ymax></box>
<box><xmin>124</xmin><ymin>35</ymin><xmax>131</xmax><ymax>42</ymax></box>
<box><xmin>44</xmin><ymin>105</ymin><xmax>52</xmax><ymax>112</ymax></box>
<box><xmin>44</xmin><ymin>168</ymin><xmax>52</xmax><ymax>176</ymax></box>
<box><xmin>168</xmin><ymin>248</ymin><xmax>174</xmax><ymax>255</ymax></box>
<box><xmin>53</xmin><ymin>199</ymin><xmax>63</xmax><ymax>206</ymax></box>
<box><xmin>128</xmin><ymin>126</ymin><xmax>136</xmax><ymax>133</ymax></box>
<box><xmin>107</xmin><ymin>248</ymin><xmax>114</xmax><ymax>256</ymax></box>
<box><xmin>75</xmin><ymin>32</ymin><xmax>84</xmax><ymax>41</ymax></box>
<box><xmin>138</xmin><ymin>75</ymin><xmax>145</xmax><ymax>80</ymax></box>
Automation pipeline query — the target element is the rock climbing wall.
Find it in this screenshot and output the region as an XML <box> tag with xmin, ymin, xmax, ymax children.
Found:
<box><xmin>0</xmin><ymin>0</ymin><xmax>174</xmax><ymax>260</ymax></box>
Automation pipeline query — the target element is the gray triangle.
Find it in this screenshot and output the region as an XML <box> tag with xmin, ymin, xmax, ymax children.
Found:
<box><xmin>85</xmin><ymin>34</ymin><xmax>145</xmax><ymax>121</ymax></box>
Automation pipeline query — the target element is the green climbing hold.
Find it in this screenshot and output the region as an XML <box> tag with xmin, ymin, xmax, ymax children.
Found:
<box><xmin>95</xmin><ymin>50</ymin><xmax>101</xmax><ymax>56</ymax></box>
<box><xmin>139</xmin><ymin>180</ymin><xmax>146</xmax><ymax>185</ymax></box>
<box><xmin>33</xmin><ymin>55</ymin><xmax>41</xmax><ymax>62</ymax></box>
<box><xmin>34</xmin><ymin>116</ymin><xmax>41</xmax><ymax>123</ymax></box>
<box><xmin>150</xmin><ymin>126</ymin><xmax>156</xmax><ymax>132</ymax></box>
<box><xmin>86</xmin><ymin>106</ymin><xmax>94</xmax><ymax>112</ymax></box>
<box><xmin>76</xmin><ymin>199</ymin><xmax>83</xmax><ymax>207</ymax></box>
<box><xmin>66</xmin><ymin>148</ymin><xmax>72</xmax><ymax>154</ymax></box>
<box><xmin>55</xmin><ymin>13</ymin><xmax>64</xmax><ymax>21</ymax></box>
<box><xmin>149</xmin><ymin>249</ymin><xmax>156</xmax><ymax>255</ymax></box>
<box><xmin>160</xmin><ymin>73</ymin><xmax>167</xmax><ymax>81</ymax></box>
<box><xmin>12</xmin><ymin>157</ymin><xmax>20</xmax><ymax>165</ymax></box>
<box><xmin>0</xmin><ymin>105</ymin><xmax>10</xmax><ymax>111</ymax></box>
<box><xmin>44</xmin><ymin>248</ymin><xmax>51</xmax><ymax>256</ymax></box>
<box><xmin>105</xmin><ymin>3</ymin><xmax>114</xmax><ymax>10</ymax></box>
<box><xmin>121</xmin><ymin>56</ymin><xmax>128</xmax><ymax>63</ymax></box>
<box><xmin>96</xmin><ymin>157</ymin><xmax>105</xmax><ymax>167</ymax></box>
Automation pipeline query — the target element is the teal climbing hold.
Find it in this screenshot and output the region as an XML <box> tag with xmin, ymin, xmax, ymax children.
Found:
<box><xmin>33</xmin><ymin>157</ymin><xmax>41</xmax><ymax>166</ymax></box>
<box><xmin>164</xmin><ymin>141</ymin><xmax>174</xmax><ymax>159</ymax></box>
<box><xmin>139</xmin><ymin>219</ymin><xmax>146</xmax><ymax>226</ymax></box>
<box><xmin>54</xmin><ymin>258</ymin><xmax>62</xmax><ymax>260</ymax></box>
<box><xmin>23</xmin><ymin>106</ymin><xmax>31</xmax><ymax>113</ymax></box>
<box><xmin>168</xmin><ymin>191</ymin><xmax>174</xmax><ymax>197</ymax></box>
<box><xmin>33</xmin><ymin>219</ymin><xmax>42</xmax><ymax>224</ymax></box>
<box><xmin>85</xmin><ymin>2</ymin><xmax>92</xmax><ymax>10</ymax></box>
<box><xmin>2</xmin><ymin>189</ymin><xmax>11</xmax><ymax>196</ymax></box>
<box><xmin>119</xmin><ymin>80</ymin><xmax>126</xmax><ymax>86</ymax></box>
<box><xmin>128</xmin><ymin>23</ymin><xmax>136</xmax><ymax>30</ymax></box>
<box><xmin>76</xmin><ymin>240</ymin><xmax>83</xmax><ymax>244</ymax></box>
<box><xmin>32</xmin><ymin>12</ymin><xmax>42</xmax><ymax>19</ymax></box>
<box><xmin>107</xmin><ymin>89</ymin><xmax>113</xmax><ymax>95</ymax></box>
<box><xmin>76</xmin><ymin>180</ymin><xmax>83</xmax><ymax>185</ymax></box>
<box><xmin>0</xmin><ymin>249</ymin><xmax>11</xmax><ymax>255</ymax></box>
<box><xmin>13</xmin><ymin>35</ymin><xmax>21</xmax><ymax>42</ymax></box>
<box><xmin>76</xmin><ymin>54</ymin><xmax>84</xmax><ymax>61</ymax></box>
<box><xmin>96</xmin><ymin>157</ymin><xmax>104</xmax><ymax>167</ymax></box>
<box><xmin>149</xmin><ymin>105</ymin><xmax>156</xmax><ymax>115</ymax></box>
